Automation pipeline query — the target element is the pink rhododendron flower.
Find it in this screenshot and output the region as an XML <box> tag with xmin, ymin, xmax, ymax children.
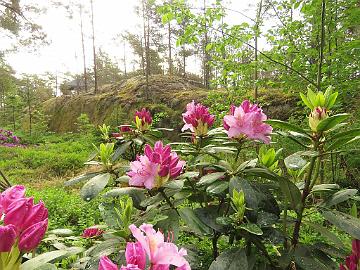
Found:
<box><xmin>340</xmin><ymin>239</ymin><xmax>360</xmax><ymax>270</ymax></box>
<box><xmin>134</xmin><ymin>108</ymin><xmax>152</xmax><ymax>131</ymax></box>
<box><xmin>18</xmin><ymin>219</ymin><xmax>48</xmax><ymax>252</ymax></box>
<box><xmin>0</xmin><ymin>185</ymin><xmax>25</xmax><ymax>215</ymax></box>
<box><xmin>223</xmin><ymin>100</ymin><xmax>272</xmax><ymax>144</ymax></box>
<box><xmin>127</xmin><ymin>141</ymin><xmax>185</xmax><ymax>189</ymax></box>
<box><xmin>125</xmin><ymin>242</ymin><xmax>146</xmax><ymax>270</ymax></box>
<box><xmin>0</xmin><ymin>225</ymin><xmax>17</xmax><ymax>252</ymax></box>
<box><xmin>99</xmin><ymin>256</ymin><xmax>119</xmax><ymax>270</ymax></box>
<box><xmin>181</xmin><ymin>101</ymin><xmax>215</xmax><ymax>136</ymax></box>
<box><xmin>82</xmin><ymin>227</ymin><xmax>105</xmax><ymax>238</ymax></box>
<box><xmin>129</xmin><ymin>223</ymin><xmax>190</xmax><ymax>270</ymax></box>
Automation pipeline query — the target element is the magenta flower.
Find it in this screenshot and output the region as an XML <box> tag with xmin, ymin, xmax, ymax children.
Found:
<box><xmin>125</xmin><ymin>242</ymin><xmax>146</xmax><ymax>270</ymax></box>
<box><xmin>0</xmin><ymin>185</ymin><xmax>25</xmax><ymax>215</ymax></box>
<box><xmin>120</xmin><ymin>265</ymin><xmax>141</xmax><ymax>270</ymax></box>
<box><xmin>18</xmin><ymin>219</ymin><xmax>48</xmax><ymax>252</ymax></box>
<box><xmin>135</xmin><ymin>108</ymin><xmax>152</xmax><ymax>131</ymax></box>
<box><xmin>127</xmin><ymin>141</ymin><xmax>185</xmax><ymax>189</ymax></box>
<box><xmin>99</xmin><ymin>256</ymin><xmax>119</xmax><ymax>270</ymax></box>
<box><xmin>223</xmin><ymin>100</ymin><xmax>272</xmax><ymax>144</ymax></box>
<box><xmin>82</xmin><ymin>227</ymin><xmax>104</xmax><ymax>238</ymax></box>
<box><xmin>4</xmin><ymin>197</ymin><xmax>35</xmax><ymax>231</ymax></box>
<box><xmin>340</xmin><ymin>239</ymin><xmax>360</xmax><ymax>270</ymax></box>
<box><xmin>0</xmin><ymin>225</ymin><xmax>17</xmax><ymax>252</ymax></box>
<box><xmin>181</xmin><ymin>101</ymin><xmax>215</xmax><ymax>136</ymax></box>
<box><xmin>129</xmin><ymin>223</ymin><xmax>190</xmax><ymax>270</ymax></box>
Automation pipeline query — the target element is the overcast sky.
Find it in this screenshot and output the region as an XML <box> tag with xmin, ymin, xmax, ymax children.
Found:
<box><xmin>3</xmin><ymin>0</ymin><xmax>264</xmax><ymax>79</ymax></box>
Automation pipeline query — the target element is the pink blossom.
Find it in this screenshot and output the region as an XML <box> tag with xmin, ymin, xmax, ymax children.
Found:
<box><xmin>127</xmin><ymin>141</ymin><xmax>185</xmax><ymax>189</ymax></box>
<box><xmin>125</xmin><ymin>242</ymin><xmax>146</xmax><ymax>270</ymax></box>
<box><xmin>82</xmin><ymin>227</ymin><xmax>104</xmax><ymax>238</ymax></box>
<box><xmin>129</xmin><ymin>223</ymin><xmax>190</xmax><ymax>270</ymax></box>
<box><xmin>120</xmin><ymin>264</ymin><xmax>141</xmax><ymax>270</ymax></box>
<box><xmin>135</xmin><ymin>108</ymin><xmax>152</xmax><ymax>131</ymax></box>
<box><xmin>18</xmin><ymin>219</ymin><xmax>48</xmax><ymax>252</ymax></box>
<box><xmin>223</xmin><ymin>100</ymin><xmax>272</xmax><ymax>144</ymax></box>
<box><xmin>181</xmin><ymin>101</ymin><xmax>215</xmax><ymax>136</ymax></box>
<box><xmin>0</xmin><ymin>185</ymin><xmax>25</xmax><ymax>215</ymax></box>
<box><xmin>340</xmin><ymin>239</ymin><xmax>360</xmax><ymax>270</ymax></box>
<box><xmin>99</xmin><ymin>256</ymin><xmax>119</xmax><ymax>270</ymax></box>
<box><xmin>0</xmin><ymin>225</ymin><xmax>17</xmax><ymax>252</ymax></box>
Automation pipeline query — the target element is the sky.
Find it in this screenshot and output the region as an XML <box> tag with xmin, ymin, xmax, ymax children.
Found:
<box><xmin>2</xmin><ymin>0</ymin><xmax>264</xmax><ymax>80</ymax></box>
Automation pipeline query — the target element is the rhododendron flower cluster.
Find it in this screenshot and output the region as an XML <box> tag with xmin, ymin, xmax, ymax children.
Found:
<box><xmin>309</xmin><ymin>106</ymin><xmax>328</xmax><ymax>132</ymax></box>
<box><xmin>0</xmin><ymin>185</ymin><xmax>48</xmax><ymax>269</ymax></box>
<box><xmin>81</xmin><ymin>227</ymin><xmax>105</xmax><ymax>238</ymax></box>
<box><xmin>340</xmin><ymin>239</ymin><xmax>360</xmax><ymax>270</ymax></box>
<box><xmin>223</xmin><ymin>100</ymin><xmax>272</xmax><ymax>144</ymax></box>
<box><xmin>181</xmin><ymin>101</ymin><xmax>215</xmax><ymax>136</ymax></box>
<box><xmin>135</xmin><ymin>108</ymin><xmax>152</xmax><ymax>131</ymax></box>
<box><xmin>0</xmin><ymin>129</ymin><xmax>22</xmax><ymax>147</ymax></box>
<box><xmin>99</xmin><ymin>223</ymin><xmax>190</xmax><ymax>270</ymax></box>
<box><xmin>127</xmin><ymin>141</ymin><xmax>185</xmax><ymax>189</ymax></box>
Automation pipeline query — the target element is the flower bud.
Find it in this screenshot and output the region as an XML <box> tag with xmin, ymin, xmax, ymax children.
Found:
<box><xmin>309</xmin><ymin>107</ymin><xmax>327</xmax><ymax>132</ymax></box>
<box><xmin>231</xmin><ymin>190</ymin><xmax>245</xmax><ymax>221</ymax></box>
<box><xmin>99</xmin><ymin>256</ymin><xmax>119</xmax><ymax>270</ymax></box>
<box><xmin>134</xmin><ymin>108</ymin><xmax>152</xmax><ymax>132</ymax></box>
<box><xmin>125</xmin><ymin>242</ymin><xmax>146</xmax><ymax>270</ymax></box>
<box><xmin>81</xmin><ymin>227</ymin><xmax>104</xmax><ymax>238</ymax></box>
<box><xmin>0</xmin><ymin>224</ymin><xmax>17</xmax><ymax>252</ymax></box>
<box><xmin>18</xmin><ymin>219</ymin><xmax>48</xmax><ymax>252</ymax></box>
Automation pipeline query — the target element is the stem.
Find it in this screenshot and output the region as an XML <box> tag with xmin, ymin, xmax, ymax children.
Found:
<box><xmin>0</xmin><ymin>170</ymin><xmax>11</xmax><ymax>189</ymax></box>
<box><xmin>283</xmin><ymin>198</ymin><xmax>288</xmax><ymax>250</ymax></box>
<box><xmin>212</xmin><ymin>231</ymin><xmax>219</xmax><ymax>259</ymax></box>
<box><xmin>291</xmin><ymin>140</ymin><xmax>320</xmax><ymax>247</ymax></box>
<box><xmin>160</xmin><ymin>189</ymin><xmax>179</xmax><ymax>216</ymax></box>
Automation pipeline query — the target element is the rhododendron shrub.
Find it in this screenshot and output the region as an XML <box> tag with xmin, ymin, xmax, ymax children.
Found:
<box><xmin>63</xmin><ymin>88</ymin><xmax>360</xmax><ymax>270</ymax></box>
<box><xmin>0</xmin><ymin>185</ymin><xmax>48</xmax><ymax>269</ymax></box>
<box><xmin>0</xmin><ymin>129</ymin><xmax>22</xmax><ymax>147</ymax></box>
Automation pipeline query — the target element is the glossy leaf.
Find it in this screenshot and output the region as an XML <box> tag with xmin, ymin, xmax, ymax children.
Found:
<box><xmin>179</xmin><ymin>207</ymin><xmax>211</xmax><ymax>235</ymax></box>
<box><xmin>80</xmin><ymin>173</ymin><xmax>111</xmax><ymax>201</ymax></box>
<box><xmin>323</xmin><ymin>189</ymin><xmax>357</xmax><ymax>208</ymax></box>
<box><xmin>209</xmin><ymin>248</ymin><xmax>248</xmax><ymax>270</ymax></box>
<box><xmin>197</xmin><ymin>172</ymin><xmax>226</xmax><ymax>186</ymax></box>
<box><xmin>322</xmin><ymin>210</ymin><xmax>360</xmax><ymax>239</ymax></box>
<box><xmin>316</xmin><ymin>114</ymin><xmax>350</xmax><ymax>132</ymax></box>
<box><xmin>265</xmin><ymin>119</ymin><xmax>310</xmax><ymax>136</ymax></box>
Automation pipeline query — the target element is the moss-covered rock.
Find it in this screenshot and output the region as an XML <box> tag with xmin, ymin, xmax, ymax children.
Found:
<box><xmin>42</xmin><ymin>75</ymin><xmax>209</xmax><ymax>132</ymax></box>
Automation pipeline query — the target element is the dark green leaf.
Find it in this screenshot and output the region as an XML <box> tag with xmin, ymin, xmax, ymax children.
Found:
<box><xmin>317</xmin><ymin>114</ymin><xmax>350</xmax><ymax>132</ymax></box>
<box><xmin>197</xmin><ymin>172</ymin><xmax>226</xmax><ymax>186</ymax></box>
<box><xmin>206</xmin><ymin>181</ymin><xmax>228</xmax><ymax>194</ymax></box>
<box><xmin>322</xmin><ymin>210</ymin><xmax>360</xmax><ymax>239</ymax></box>
<box><xmin>112</xmin><ymin>141</ymin><xmax>132</xmax><ymax>161</ymax></box>
<box><xmin>323</xmin><ymin>189</ymin><xmax>357</xmax><ymax>207</ymax></box>
<box><xmin>64</xmin><ymin>173</ymin><xmax>99</xmax><ymax>187</ymax></box>
<box><xmin>303</xmin><ymin>221</ymin><xmax>345</xmax><ymax>248</ymax></box>
<box><xmin>209</xmin><ymin>248</ymin><xmax>248</xmax><ymax>270</ymax></box>
<box><xmin>80</xmin><ymin>173</ymin><xmax>111</xmax><ymax>201</ymax></box>
<box><xmin>278</xmin><ymin>177</ymin><xmax>302</xmax><ymax>213</ymax></box>
<box><xmin>179</xmin><ymin>207</ymin><xmax>211</xmax><ymax>235</ymax></box>
<box><xmin>265</xmin><ymin>119</ymin><xmax>310</xmax><ymax>137</ymax></box>
<box><xmin>238</xmin><ymin>223</ymin><xmax>263</xmax><ymax>235</ymax></box>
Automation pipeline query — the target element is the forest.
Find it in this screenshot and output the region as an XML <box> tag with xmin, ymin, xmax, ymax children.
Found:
<box><xmin>0</xmin><ymin>0</ymin><xmax>359</xmax><ymax>269</ymax></box>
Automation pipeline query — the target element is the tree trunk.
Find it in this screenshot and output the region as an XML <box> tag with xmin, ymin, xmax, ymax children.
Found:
<box><xmin>123</xmin><ymin>41</ymin><xmax>127</xmax><ymax>77</ymax></box>
<box><xmin>90</xmin><ymin>0</ymin><xmax>98</xmax><ymax>93</ymax></box>
<box><xmin>79</xmin><ymin>4</ymin><xmax>88</xmax><ymax>93</ymax></box>
<box><xmin>203</xmin><ymin>0</ymin><xmax>210</xmax><ymax>89</ymax></box>
<box><xmin>27</xmin><ymin>81</ymin><xmax>32</xmax><ymax>136</ymax></box>
<box><xmin>254</xmin><ymin>0</ymin><xmax>263</xmax><ymax>101</ymax></box>
<box><xmin>168</xmin><ymin>21</ymin><xmax>172</xmax><ymax>75</ymax></box>
<box><xmin>317</xmin><ymin>0</ymin><xmax>326</xmax><ymax>91</ymax></box>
